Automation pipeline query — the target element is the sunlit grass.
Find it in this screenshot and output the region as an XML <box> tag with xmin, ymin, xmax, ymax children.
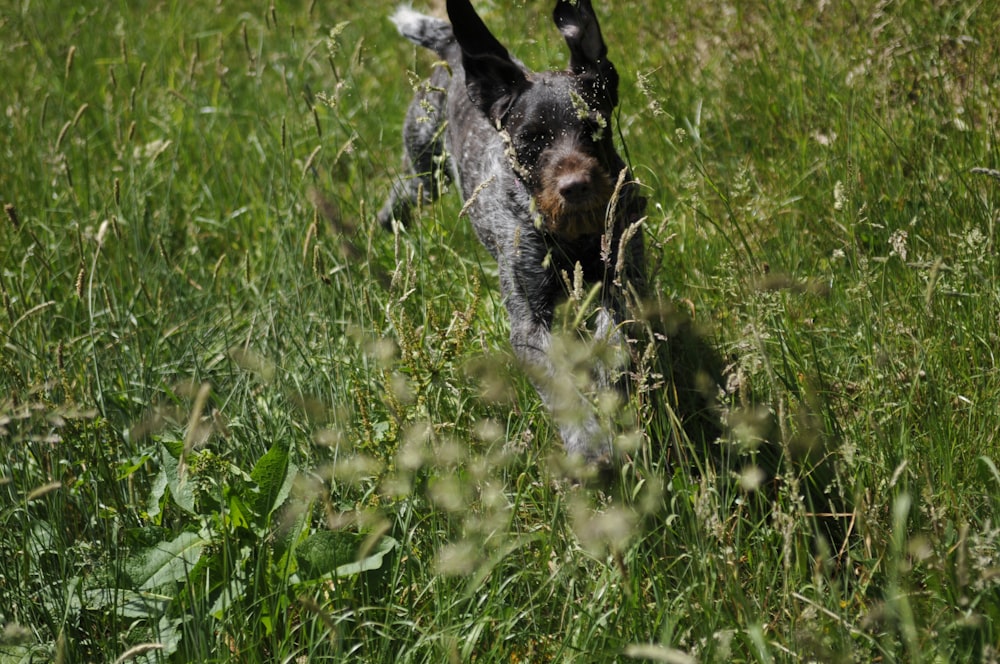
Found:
<box><xmin>2</xmin><ymin>0</ymin><xmax>999</xmax><ymax>661</ymax></box>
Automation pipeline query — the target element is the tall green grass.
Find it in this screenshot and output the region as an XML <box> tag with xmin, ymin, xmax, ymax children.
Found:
<box><xmin>2</xmin><ymin>0</ymin><xmax>999</xmax><ymax>661</ymax></box>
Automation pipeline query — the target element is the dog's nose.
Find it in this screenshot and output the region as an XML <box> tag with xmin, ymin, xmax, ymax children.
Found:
<box><xmin>558</xmin><ymin>172</ymin><xmax>593</xmax><ymax>204</ymax></box>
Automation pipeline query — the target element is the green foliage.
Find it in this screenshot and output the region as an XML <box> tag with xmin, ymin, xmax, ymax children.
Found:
<box><xmin>2</xmin><ymin>0</ymin><xmax>1000</xmax><ymax>662</ymax></box>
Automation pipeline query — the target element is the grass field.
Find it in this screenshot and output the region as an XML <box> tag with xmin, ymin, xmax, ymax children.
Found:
<box><xmin>2</xmin><ymin>0</ymin><xmax>1000</xmax><ymax>661</ymax></box>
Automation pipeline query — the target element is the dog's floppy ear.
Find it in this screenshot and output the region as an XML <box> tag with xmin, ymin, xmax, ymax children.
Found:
<box><xmin>447</xmin><ymin>0</ymin><xmax>528</xmax><ymax>124</ymax></box>
<box><xmin>553</xmin><ymin>0</ymin><xmax>619</xmax><ymax>107</ymax></box>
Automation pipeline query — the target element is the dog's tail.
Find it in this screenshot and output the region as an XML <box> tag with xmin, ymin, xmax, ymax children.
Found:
<box><xmin>390</xmin><ymin>6</ymin><xmax>455</xmax><ymax>57</ymax></box>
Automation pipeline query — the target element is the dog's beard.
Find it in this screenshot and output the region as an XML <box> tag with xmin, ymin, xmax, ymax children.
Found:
<box><xmin>537</xmin><ymin>199</ymin><xmax>608</xmax><ymax>239</ymax></box>
<box><xmin>535</xmin><ymin>163</ymin><xmax>614</xmax><ymax>239</ymax></box>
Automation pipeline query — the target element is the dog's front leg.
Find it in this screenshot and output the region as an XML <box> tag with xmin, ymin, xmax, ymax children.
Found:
<box><xmin>505</xmin><ymin>295</ymin><xmax>614</xmax><ymax>465</ymax></box>
<box><xmin>592</xmin><ymin>304</ymin><xmax>629</xmax><ymax>391</ymax></box>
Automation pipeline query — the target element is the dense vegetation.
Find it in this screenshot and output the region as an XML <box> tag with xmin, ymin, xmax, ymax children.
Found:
<box><xmin>2</xmin><ymin>0</ymin><xmax>999</xmax><ymax>661</ymax></box>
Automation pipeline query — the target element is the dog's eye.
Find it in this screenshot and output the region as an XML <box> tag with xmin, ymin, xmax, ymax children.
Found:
<box><xmin>519</xmin><ymin>124</ymin><xmax>553</xmax><ymax>146</ymax></box>
<box><xmin>582</xmin><ymin>113</ymin><xmax>608</xmax><ymax>141</ymax></box>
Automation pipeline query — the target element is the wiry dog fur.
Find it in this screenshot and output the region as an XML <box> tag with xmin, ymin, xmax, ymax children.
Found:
<box><xmin>380</xmin><ymin>0</ymin><xmax>652</xmax><ymax>465</ymax></box>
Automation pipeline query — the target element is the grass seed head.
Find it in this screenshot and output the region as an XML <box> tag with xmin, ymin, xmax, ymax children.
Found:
<box><xmin>4</xmin><ymin>204</ymin><xmax>20</xmax><ymax>229</ymax></box>
<box><xmin>570</xmin><ymin>497</ymin><xmax>638</xmax><ymax>555</ymax></box>
<box><xmin>435</xmin><ymin>540</ymin><xmax>480</xmax><ymax>577</ymax></box>
<box><xmin>75</xmin><ymin>265</ymin><xmax>85</xmax><ymax>298</ymax></box>
<box><xmin>64</xmin><ymin>45</ymin><xmax>76</xmax><ymax>79</ymax></box>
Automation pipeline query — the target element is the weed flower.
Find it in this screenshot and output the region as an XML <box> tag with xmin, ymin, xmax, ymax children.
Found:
<box><xmin>693</xmin><ymin>482</ymin><xmax>725</xmax><ymax>542</ymax></box>
<box><xmin>964</xmin><ymin>227</ymin><xmax>986</xmax><ymax>257</ymax></box>
<box><xmin>888</xmin><ymin>229</ymin><xmax>908</xmax><ymax>261</ymax></box>
<box><xmin>635</xmin><ymin>69</ymin><xmax>665</xmax><ymax>117</ymax></box>
<box><xmin>833</xmin><ymin>181</ymin><xmax>846</xmax><ymax>211</ymax></box>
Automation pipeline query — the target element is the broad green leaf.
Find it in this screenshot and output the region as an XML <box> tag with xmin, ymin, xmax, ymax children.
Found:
<box><xmin>225</xmin><ymin>490</ymin><xmax>252</xmax><ymax>530</ymax></box>
<box><xmin>146</xmin><ymin>467</ymin><xmax>168</xmax><ymax>521</ymax></box>
<box><xmin>249</xmin><ymin>442</ymin><xmax>290</xmax><ymax>517</ymax></box>
<box><xmin>294</xmin><ymin>531</ymin><xmax>398</xmax><ymax>580</ymax></box>
<box><xmin>333</xmin><ymin>535</ymin><xmax>398</xmax><ymax>577</ymax></box>
<box><xmin>0</xmin><ymin>645</ymin><xmax>40</xmax><ymax>664</ymax></box>
<box><xmin>127</xmin><ymin>531</ymin><xmax>208</xmax><ymax>590</ymax></box>
<box><xmin>159</xmin><ymin>436</ymin><xmax>184</xmax><ymax>459</ymax></box>
<box><xmin>117</xmin><ymin>452</ymin><xmax>152</xmax><ymax>480</ymax></box>
<box><xmin>208</xmin><ymin>550</ymin><xmax>249</xmax><ymax>620</ymax></box>
<box><xmin>156</xmin><ymin>614</ymin><xmax>184</xmax><ymax>657</ymax></box>
<box><xmin>979</xmin><ymin>455</ymin><xmax>1000</xmax><ymax>487</ymax></box>
<box><xmin>25</xmin><ymin>520</ymin><xmax>55</xmax><ymax>559</ymax></box>
<box><xmin>74</xmin><ymin>587</ymin><xmax>169</xmax><ymax>619</ymax></box>
<box><xmin>269</xmin><ymin>460</ymin><xmax>298</xmax><ymax>517</ymax></box>
<box><xmin>295</xmin><ymin>530</ymin><xmax>362</xmax><ymax>579</ymax></box>
<box><xmin>160</xmin><ymin>445</ymin><xmax>196</xmax><ymax>514</ymax></box>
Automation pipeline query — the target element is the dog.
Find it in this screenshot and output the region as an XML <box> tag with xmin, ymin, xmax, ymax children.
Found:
<box><xmin>380</xmin><ymin>0</ymin><xmax>652</xmax><ymax>466</ymax></box>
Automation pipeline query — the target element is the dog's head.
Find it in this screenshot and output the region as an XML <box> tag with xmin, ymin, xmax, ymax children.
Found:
<box><xmin>447</xmin><ymin>0</ymin><xmax>626</xmax><ymax>239</ymax></box>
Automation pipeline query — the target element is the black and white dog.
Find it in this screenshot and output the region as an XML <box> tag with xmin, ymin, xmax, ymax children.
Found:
<box><xmin>380</xmin><ymin>0</ymin><xmax>653</xmax><ymax>465</ymax></box>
